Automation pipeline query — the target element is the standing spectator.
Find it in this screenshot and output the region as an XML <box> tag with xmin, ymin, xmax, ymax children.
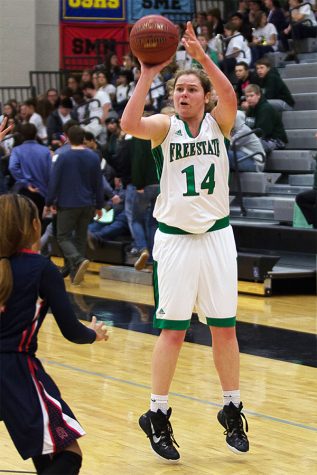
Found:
<box><xmin>46</xmin><ymin>98</ymin><xmax>73</xmax><ymax>147</ymax></box>
<box><xmin>45</xmin><ymin>125</ymin><xmax>104</xmax><ymax>285</ymax></box>
<box><xmin>9</xmin><ymin>123</ymin><xmax>51</xmax><ymax>219</ymax></box>
<box><xmin>250</xmin><ymin>10</ymin><xmax>278</xmax><ymax>63</ymax></box>
<box><xmin>244</xmin><ymin>83</ymin><xmax>288</xmax><ymax>152</ymax></box>
<box><xmin>81</xmin><ymin>81</ymin><xmax>111</xmax><ymax>137</ymax></box>
<box><xmin>254</xmin><ymin>57</ymin><xmax>295</xmax><ymax>111</ymax></box>
<box><xmin>21</xmin><ymin>99</ymin><xmax>47</xmax><ymax>144</ymax></box>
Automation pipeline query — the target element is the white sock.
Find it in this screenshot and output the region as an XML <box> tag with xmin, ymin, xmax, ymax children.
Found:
<box><xmin>150</xmin><ymin>394</ymin><xmax>168</xmax><ymax>414</ymax></box>
<box><xmin>223</xmin><ymin>390</ymin><xmax>240</xmax><ymax>408</ymax></box>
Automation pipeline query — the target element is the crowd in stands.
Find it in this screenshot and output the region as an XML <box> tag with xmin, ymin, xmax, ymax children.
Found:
<box><xmin>0</xmin><ymin>0</ymin><xmax>316</xmax><ymax>278</ymax></box>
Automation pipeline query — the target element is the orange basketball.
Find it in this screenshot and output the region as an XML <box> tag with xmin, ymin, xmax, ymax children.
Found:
<box><xmin>129</xmin><ymin>15</ymin><xmax>179</xmax><ymax>65</ymax></box>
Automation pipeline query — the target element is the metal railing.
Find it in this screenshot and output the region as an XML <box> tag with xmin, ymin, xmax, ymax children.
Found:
<box><xmin>231</xmin><ymin>128</ymin><xmax>265</xmax><ymax>216</ymax></box>
<box><xmin>29</xmin><ymin>71</ymin><xmax>68</xmax><ymax>97</ymax></box>
<box><xmin>0</xmin><ymin>86</ymin><xmax>36</xmax><ymax>106</ymax></box>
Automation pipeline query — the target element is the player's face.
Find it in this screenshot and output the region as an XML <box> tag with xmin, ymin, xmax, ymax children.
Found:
<box><xmin>173</xmin><ymin>75</ymin><xmax>207</xmax><ymax>118</ymax></box>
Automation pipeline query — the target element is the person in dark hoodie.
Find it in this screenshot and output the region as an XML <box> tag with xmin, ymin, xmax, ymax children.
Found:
<box><xmin>244</xmin><ymin>83</ymin><xmax>288</xmax><ymax>153</ymax></box>
<box><xmin>254</xmin><ymin>57</ymin><xmax>295</xmax><ymax>111</ymax></box>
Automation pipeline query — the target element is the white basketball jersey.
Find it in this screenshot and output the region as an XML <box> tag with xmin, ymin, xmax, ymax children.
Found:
<box><xmin>152</xmin><ymin>114</ymin><xmax>230</xmax><ymax>233</ymax></box>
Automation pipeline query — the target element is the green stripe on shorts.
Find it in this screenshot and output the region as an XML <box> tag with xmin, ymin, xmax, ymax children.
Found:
<box><xmin>153</xmin><ymin>316</ymin><xmax>191</xmax><ymax>330</ymax></box>
<box><xmin>206</xmin><ymin>317</ymin><xmax>236</xmax><ymax>327</ymax></box>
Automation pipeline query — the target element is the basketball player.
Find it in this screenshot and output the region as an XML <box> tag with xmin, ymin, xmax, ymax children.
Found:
<box><xmin>0</xmin><ymin>194</ymin><xmax>109</xmax><ymax>474</ymax></box>
<box><xmin>121</xmin><ymin>21</ymin><xmax>249</xmax><ymax>462</ymax></box>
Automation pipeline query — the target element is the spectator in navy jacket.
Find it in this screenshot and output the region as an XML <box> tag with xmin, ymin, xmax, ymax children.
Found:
<box><xmin>45</xmin><ymin>125</ymin><xmax>104</xmax><ymax>285</ymax></box>
<box><xmin>9</xmin><ymin>123</ymin><xmax>51</xmax><ymax>220</ymax></box>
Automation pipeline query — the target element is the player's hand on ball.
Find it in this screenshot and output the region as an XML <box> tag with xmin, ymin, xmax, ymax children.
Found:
<box><xmin>90</xmin><ymin>316</ymin><xmax>109</xmax><ymax>341</ymax></box>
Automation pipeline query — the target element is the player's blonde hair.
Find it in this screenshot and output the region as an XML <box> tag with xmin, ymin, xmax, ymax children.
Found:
<box><xmin>0</xmin><ymin>194</ymin><xmax>39</xmax><ymax>307</ymax></box>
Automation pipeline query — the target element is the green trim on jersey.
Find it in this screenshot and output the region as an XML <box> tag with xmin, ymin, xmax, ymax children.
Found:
<box><xmin>152</xmin><ymin>145</ymin><xmax>164</xmax><ymax>181</ymax></box>
<box><xmin>153</xmin><ymin>260</ymin><xmax>159</xmax><ymax>312</ymax></box>
<box><xmin>153</xmin><ymin>317</ymin><xmax>191</xmax><ymax>330</ymax></box>
<box><xmin>158</xmin><ymin>216</ymin><xmax>229</xmax><ymax>235</ymax></box>
<box><xmin>206</xmin><ymin>317</ymin><xmax>236</xmax><ymax>327</ymax></box>
<box><xmin>176</xmin><ymin>113</ymin><xmax>206</xmax><ymax>138</ymax></box>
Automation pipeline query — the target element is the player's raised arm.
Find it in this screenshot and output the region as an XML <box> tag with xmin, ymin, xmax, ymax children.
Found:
<box><xmin>181</xmin><ymin>21</ymin><xmax>237</xmax><ymax>137</ymax></box>
<box><xmin>120</xmin><ymin>60</ymin><xmax>171</xmax><ymax>144</ymax></box>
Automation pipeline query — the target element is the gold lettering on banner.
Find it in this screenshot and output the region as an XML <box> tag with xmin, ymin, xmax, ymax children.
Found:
<box><xmin>68</xmin><ymin>0</ymin><xmax>120</xmax><ymax>8</ymax></box>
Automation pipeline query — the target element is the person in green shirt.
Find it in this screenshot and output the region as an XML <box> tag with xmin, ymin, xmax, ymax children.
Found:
<box><xmin>192</xmin><ymin>33</ymin><xmax>219</xmax><ymax>67</ymax></box>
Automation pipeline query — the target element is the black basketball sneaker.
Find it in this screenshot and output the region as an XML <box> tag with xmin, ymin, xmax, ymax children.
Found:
<box><xmin>139</xmin><ymin>408</ymin><xmax>180</xmax><ymax>462</ymax></box>
<box><xmin>217</xmin><ymin>402</ymin><xmax>249</xmax><ymax>454</ymax></box>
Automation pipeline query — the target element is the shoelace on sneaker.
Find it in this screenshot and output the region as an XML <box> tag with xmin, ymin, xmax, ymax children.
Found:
<box><xmin>160</xmin><ymin>420</ymin><xmax>180</xmax><ymax>448</ymax></box>
<box><xmin>224</xmin><ymin>411</ymin><xmax>249</xmax><ymax>439</ymax></box>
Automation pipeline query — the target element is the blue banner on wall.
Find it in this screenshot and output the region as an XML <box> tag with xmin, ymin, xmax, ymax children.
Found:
<box><xmin>127</xmin><ymin>0</ymin><xmax>194</xmax><ymax>23</ymax></box>
<box><xmin>61</xmin><ymin>0</ymin><xmax>126</xmax><ymax>22</ymax></box>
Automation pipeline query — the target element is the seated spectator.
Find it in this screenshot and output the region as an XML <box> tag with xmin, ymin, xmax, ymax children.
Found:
<box><xmin>46</xmin><ymin>98</ymin><xmax>73</xmax><ymax>147</ymax></box>
<box><xmin>96</xmin><ymin>70</ymin><xmax>116</xmax><ymax>104</ymax></box>
<box><xmin>264</xmin><ymin>0</ymin><xmax>288</xmax><ymax>42</ymax></box>
<box><xmin>105</xmin><ymin>52</ymin><xmax>121</xmax><ymax>86</ymax></box>
<box><xmin>230</xmin><ymin>11</ymin><xmax>253</xmax><ymax>42</ymax></box>
<box><xmin>234</xmin><ymin>61</ymin><xmax>257</xmax><ymax>105</ymax></box>
<box><xmin>0</xmin><ymin>102</ymin><xmax>18</xmax><ymax>122</ymax></box>
<box><xmin>66</xmin><ymin>75</ymin><xmax>81</xmax><ymax>95</ymax></box>
<box><xmin>248</xmin><ymin>0</ymin><xmax>266</xmax><ymax>25</ymax></box>
<box><xmin>250</xmin><ymin>10</ymin><xmax>278</xmax><ymax>63</ymax></box>
<box><xmin>254</xmin><ymin>57</ymin><xmax>295</xmax><ymax>111</ymax></box>
<box><xmin>20</xmin><ymin>99</ymin><xmax>47</xmax><ymax>144</ymax></box>
<box><xmin>114</xmin><ymin>69</ymin><xmax>134</xmax><ymax>116</ymax></box>
<box><xmin>129</xmin><ymin>135</ymin><xmax>160</xmax><ymax>270</ymax></box>
<box><xmin>228</xmin><ymin>110</ymin><xmax>266</xmax><ymax>171</ymax></box>
<box><xmin>219</xmin><ymin>22</ymin><xmax>252</xmax><ymax>77</ymax></box>
<box><xmin>295</xmin><ymin>134</ymin><xmax>317</xmax><ymax>228</ymax></box>
<box><xmin>191</xmin><ymin>33</ymin><xmax>219</xmax><ymax>67</ymax></box>
<box><xmin>282</xmin><ymin>0</ymin><xmax>317</xmax><ymax>59</ymax></box>
<box><xmin>244</xmin><ymin>83</ymin><xmax>288</xmax><ymax>152</ymax></box>
<box><xmin>87</xmin><ymin>178</ymin><xmax>130</xmax><ymax>248</ymax></box>
<box><xmin>206</xmin><ymin>8</ymin><xmax>224</xmax><ymax>36</ymax></box>
<box><xmin>46</xmin><ymin>88</ymin><xmax>59</xmax><ymax>109</ymax></box>
<box><xmin>80</xmin><ymin>69</ymin><xmax>92</xmax><ymax>87</ymax></box>
<box><xmin>81</xmin><ymin>81</ymin><xmax>111</xmax><ymax>137</ymax></box>
<box><xmin>9</xmin><ymin>123</ymin><xmax>51</xmax><ymax>219</ymax></box>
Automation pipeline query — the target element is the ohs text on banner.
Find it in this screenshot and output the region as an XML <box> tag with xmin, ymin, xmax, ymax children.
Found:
<box><xmin>61</xmin><ymin>0</ymin><xmax>126</xmax><ymax>21</ymax></box>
